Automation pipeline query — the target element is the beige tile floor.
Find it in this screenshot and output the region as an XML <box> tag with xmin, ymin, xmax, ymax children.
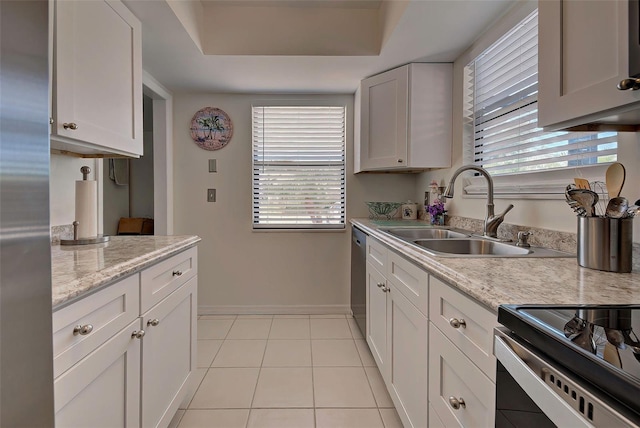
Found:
<box><xmin>169</xmin><ymin>314</ymin><xmax>403</xmax><ymax>428</ymax></box>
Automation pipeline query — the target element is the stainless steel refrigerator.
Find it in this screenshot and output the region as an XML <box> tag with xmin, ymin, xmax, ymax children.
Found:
<box><xmin>0</xmin><ymin>0</ymin><xmax>55</xmax><ymax>426</ymax></box>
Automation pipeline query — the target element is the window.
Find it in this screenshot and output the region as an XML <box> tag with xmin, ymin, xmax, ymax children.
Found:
<box><xmin>465</xmin><ymin>10</ymin><xmax>617</xmax><ymax>179</ymax></box>
<box><xmin>252</xmin><ymin>105</ymin><xmax>346</xmax><ymax>229</ymax></box>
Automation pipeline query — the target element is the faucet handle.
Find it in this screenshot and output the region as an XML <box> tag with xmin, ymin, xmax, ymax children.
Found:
<box><xmin>516</xmin><ymin>231</ymin><xmax>532</xmax><ymax>247</ymax></box>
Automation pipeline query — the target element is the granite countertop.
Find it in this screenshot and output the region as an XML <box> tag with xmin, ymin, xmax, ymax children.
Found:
<box><xmin>51</xmin><ymin>235</ymin><xmax>201</xmax><ymax>309</ymax></box>
<box><xmin>352</xmin><ymin>218</ymin><xmax>640</xmax><ymax>312</ymax></box>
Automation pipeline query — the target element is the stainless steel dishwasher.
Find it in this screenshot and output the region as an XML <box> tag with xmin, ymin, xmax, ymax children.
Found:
<box><xmin>351</xmin><ymin>226</ymin><xmax>367</xmax><ymax>337</ymax></box>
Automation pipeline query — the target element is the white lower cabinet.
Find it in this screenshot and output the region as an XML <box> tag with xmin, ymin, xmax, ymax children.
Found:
<box><xmin>429</xmin><ymin>326</ymin><xmax>495</xmax><ymax>428</ymax></box>
<box><xmin>364</xmin><ymin>236</ymin><xmax>497</xmax><ymax>428</ymax></box>
<box><xmin>366</xmin><ymin>262</ymin><xmax>389</xmax><ymax>374</ymax></box>
<box><xmin>141</xmin><ymin>276</ymin><xmax>197</xmax><ymax>428</ymax></box>
<box><xmin>54</xmin><ymin>318</ymin><xmax>142</xmax><ymax>427</ymax></box>
<box><xmin>365</xmin><ymin>239</ymin><xmax>428</xmax><ymax>428</ymax></box>
<box><xmin>387</xmin><ymin>283</ymin><xmax>427</xmax><ymax>428</ymax></box>
<box><xmin>53</xmin><ymin>247</ymin><xmax>198</xmax><ymax>428</ymax></box>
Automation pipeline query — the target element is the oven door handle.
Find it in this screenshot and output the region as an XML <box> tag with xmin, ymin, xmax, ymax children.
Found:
<box><xmin>494</xmin><ymin>333</ymin><xmax>594</xmax><ymax>428</ymax></box>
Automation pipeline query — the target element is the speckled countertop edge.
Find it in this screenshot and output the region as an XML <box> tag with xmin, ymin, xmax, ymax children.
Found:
<box><xmin>351</xmin><ymin>219</ymin><xmax>640</xmax><ymax>312</ymax></box>
<box><xmin>51</xmin><ymin>235</ymin><xmax>201</xmax><ymax>309</ymax></box>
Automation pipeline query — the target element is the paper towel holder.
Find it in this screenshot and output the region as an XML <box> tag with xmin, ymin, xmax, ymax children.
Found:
<box><xmin>60</xmin><ymin>166</ymin><xmax>111</xmax><ymax>245</ymax></box>
<box><xmin>60</xmin><ymin>221</ymin><xmax>110</xmax><ymax>246</ymax></box>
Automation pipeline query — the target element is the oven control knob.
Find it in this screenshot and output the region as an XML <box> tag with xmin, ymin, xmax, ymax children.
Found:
<box><xmin>449</xmin><ymin>318</ymin><xmax>466</xmax><ymax>329</ymax></box>
<box><xmin>449</xmin><ymin>396</ymin><xmax>466</xmax><ymax>410</ymax></box>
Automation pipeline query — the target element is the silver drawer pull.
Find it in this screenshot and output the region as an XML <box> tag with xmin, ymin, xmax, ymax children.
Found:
<box><xmin>147</xmin><ymin>318</ymin><xmax>160</xmax><ymax>327</ymax></box>
<box><xmin>172</xmin><ymin>270</ymin><xmax>183</xmax><ymax>277</ymax></box>
<box><xmin>73</xmin><ymin>324</ymin><xmax>93</xmax><ymax>336</ymax></box>
<box><xmin>131</xmin><ymin>330</ymin><xmax>145</xmax><ymax>339</ymax></box>
<box><xmin>449</xmin><ymin>318</ymin><xmax>466</xmax><ymax>329</ymax></box>
<box><xmin>62</xmin><ymin>122</ymin><xmax>78</xmax><ymax>130</ymax></box>
<box><xmin>449</xmin><ymin>396</ymin><xmax>466</xmax><ymax>410</ymax></box>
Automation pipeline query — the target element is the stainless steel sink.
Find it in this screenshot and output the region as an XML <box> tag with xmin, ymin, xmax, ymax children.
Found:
<box><xmin>380</xmin><ymin>227</ymin><xmax>574</xmax><ymax>258</ymax></box>
<box><xmin>383</xmin><ymin>228</ymin><xmax>470</xmax><ymax>240</ymax></box>
<box><xmin>414</xmin><ymin>239</ymin><xmax>531</xmax><ymax>256</ymax></box>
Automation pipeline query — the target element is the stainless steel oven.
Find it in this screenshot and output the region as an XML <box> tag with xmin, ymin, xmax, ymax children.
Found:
<box><xmin>495</xmin><ymin>305</ymin><xmax>640</xmax><ymax>428</ymax></box>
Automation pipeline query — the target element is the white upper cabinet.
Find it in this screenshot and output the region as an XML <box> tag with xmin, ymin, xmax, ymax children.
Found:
<box><xmin>355</xmin><ymin>63</ymin><xmax>452</xmax><ymax>172</ymax></box>
<box><xmin>51</xmin><ymin>0</ymin><xmax>143</xmax><ymax>157</ymax></box>
<box><xmin>538</xmin><ymin>0</ymin><xmax>640</xmax><ymax>131</ymax></box>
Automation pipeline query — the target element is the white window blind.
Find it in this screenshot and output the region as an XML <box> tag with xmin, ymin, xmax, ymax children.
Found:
<box><xmin>252</xmin><ymin>105</ymin><xmax>346</xmax><ymax>229</ymax></box>
<box><xmin>467</xmin><ymin>10</ymin><xmax>617</xmax><ymax>177</ymax></box>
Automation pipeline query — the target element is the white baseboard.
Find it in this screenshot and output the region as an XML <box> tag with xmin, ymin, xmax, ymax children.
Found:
<box><xmin>198</xmin><ymin>304</ymin><xmax>351</xmax><ymax>316</ymax></box>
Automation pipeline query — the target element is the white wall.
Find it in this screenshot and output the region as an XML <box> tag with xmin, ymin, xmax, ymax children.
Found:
<box><xmin>173</xmin><ymin>93</ymin><xmax>415</xmax><ymax>313</ymax></box>
<box><xmin>50</xmin><ymin>155</ymin><xmax>96</xmax><ymax>227</ymax></box>
<box><xmin>415</xmin><ymin>0</ymin><xmax>640</xmax><ymax>243</ymax></box>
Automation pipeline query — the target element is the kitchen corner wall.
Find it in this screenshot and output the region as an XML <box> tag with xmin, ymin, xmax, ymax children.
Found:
<box><xmin>173</xmin><ymin>93</ymin><xmax>415</xmax><ymax>313</ymax></box>
<box><xmin>416</xmin><ymin>0</ymin><xmax>640</xmax><ymax>243</ymax></box>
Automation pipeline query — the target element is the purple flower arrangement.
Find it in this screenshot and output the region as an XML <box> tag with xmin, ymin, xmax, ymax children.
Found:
<box><xmin>427</xmin><ymin>199</ymin><xmax>446</xmax><ymax>225</ymax></box>
<box><xmin>427</xmin><ymin>199</ymin><xmax>445</xmax><ymax>217</ymax></box>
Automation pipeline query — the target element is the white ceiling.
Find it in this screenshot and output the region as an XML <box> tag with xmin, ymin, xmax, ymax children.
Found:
<box><xmin>124</xmin><ymin>0</ymin><xmax>516</xmax><ymax>93</ymax></box>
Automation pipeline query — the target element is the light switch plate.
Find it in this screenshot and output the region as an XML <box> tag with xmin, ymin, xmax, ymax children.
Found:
<box><xmin>207</xmin><ymin>189</ymin><xmax>216</xmax><ymax>202</ymax></box>
<box><xmin>208</xmin><ymin>159</ymin><xmax>217</xmax><ymax>173</ymax></box>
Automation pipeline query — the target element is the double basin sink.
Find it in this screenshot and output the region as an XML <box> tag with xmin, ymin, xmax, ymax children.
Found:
<box><xmin>380</xmin><ymin>227</ymin><xmax>573</xmax><ymax>258</ymax></box>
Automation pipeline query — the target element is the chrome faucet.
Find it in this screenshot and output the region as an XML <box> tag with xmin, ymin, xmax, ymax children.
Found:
<box><xmin>442</xmin><ymin>165</ymin><xmax>514</xmax><ymax>239</ymax></box>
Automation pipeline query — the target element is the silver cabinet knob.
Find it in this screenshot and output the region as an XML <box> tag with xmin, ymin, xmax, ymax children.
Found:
<box><xmin>397</xmin><ymin>159</ymin><xmax>404</xmax><ymax>163</ymax></box>
<box><xmin>449</xmin><ymin>396</ymin><xmax>466</xmax><ymax>410</ymax></box>
<box><xmin>449</xmin><ymin>318</ymin><xmax>466</xmax><ymax>329</ymax></box>
<box><xmin>62</xmin><ymin>122</ymin><xmax>78</xmax><ymax>130</ymax></box>
<box><xmin>147</xmin><ymin>318</ymin><xmax>160</xmax><ymax>327</ymax></box>
<box><xmin>376</xmin><ymin>282</ymin><xmax>385</xmax><ymax>288</ymax></box>
<box><xmin>172</xmin><ymin>270</ymin><xmax>183</xmax><ymax>277</ymax></box>
<box><xmin>382</xmin><ymin>286</ymin><xmax>390</xmax><ymax>293</ymax></box>
<box><xmin>73</xmin><ymin>324</ymin><xmax>93</xmax><ymax>336</ymax></box>
<box><xmin>617</xmin><ymin>78</ymin><xmax>640</xmax><ymax>90</ymax></box>
<box><xmin>131</xmin><ymin>330</ymin><xmax>145</xmax><ymax>339</ymax></box>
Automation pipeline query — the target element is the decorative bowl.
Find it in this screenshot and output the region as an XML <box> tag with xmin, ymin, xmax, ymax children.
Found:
<box><xmin>366</xmin><ymin>202</ymin><xmax>402</xmax><ymax>219</ymax></box>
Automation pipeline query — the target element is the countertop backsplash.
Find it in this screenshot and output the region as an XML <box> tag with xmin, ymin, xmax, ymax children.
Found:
<box><xmin>51</xmin><ymin>224</ymin><xmax>73</xmax><ymax>244</ymax></box>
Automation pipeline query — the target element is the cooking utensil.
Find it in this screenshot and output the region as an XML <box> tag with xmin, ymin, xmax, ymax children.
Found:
<box><xmin>625</xmin><ymin>205</ymin><xmax>639</xmax><ymax>218</ymax></box>
<box><xmin>605</xmin><ymin>197</ymin><xmax>629</xmax><ymax>218</ymax></box>
<box><xmin>590</xmin><ymin>181</ymin><xmax>608</xmax><ymax>217</ymax></box>
<box><xmin>605</xmin><ymin>162</ymin><xmax>626</xmax><ymax>198</ymax></box>
<box><xmin>565</xmin><ymin>185</ymin><xmax>587</xmax><ymax>216</ymax></box>
<box><xmin>574</xmin><ymin>178</ymin><xmax>591</xmax><ymax>190</ymax></box>
<box><xmin>567</xmin><ymin>188</ymin><xmax>599</xmax><ymax>217</ymax></box>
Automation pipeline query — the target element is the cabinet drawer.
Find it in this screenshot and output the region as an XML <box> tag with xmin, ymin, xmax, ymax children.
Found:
<box><xmin>53</xmin><ymin>274</ymin><xmax>139</xmax><ymax>378</ymax></box>
<box><xmin>366</xmin><ymin>238</ymin><xmax>387</xmax><ymax>272</ymax></box>
<box><xmin>429</xmin><ymin>277</ymin><xmax>498</xmax><ymax>381</ymax></box>
<box><xmin>141</xmin><ymin>247</ymin><xmax>197</xmax><ymax>313</ymax></box>
<box><xmin>429</xmin><ymin>325</ymin><xmax>495</xmax><ymax>428</ymax></box>
<box><xmin>387</xmin><ymin>251</ymin><xmax>428</xmax><ymax>315</ymax></box>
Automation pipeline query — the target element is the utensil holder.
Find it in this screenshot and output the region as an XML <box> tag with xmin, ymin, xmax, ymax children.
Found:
<box><xmin>577</xmin><ymin>217</ymin><xmax>633</xmax><ymax>273</ymax></box>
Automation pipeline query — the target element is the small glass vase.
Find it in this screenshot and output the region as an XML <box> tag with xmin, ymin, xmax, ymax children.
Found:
<box><xmin>430</xmin><ymin>214</ymin><xmax>444</xmax><ymax>226</ymax></box>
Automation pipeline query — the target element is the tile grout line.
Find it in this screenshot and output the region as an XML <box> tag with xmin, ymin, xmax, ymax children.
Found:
<box><xmin>246</xmin><ymin>317</ymin><xmax>274</xmax><ymax>427</ymax></box>
<box><xmin>308</xmin><ymin>317</ymin><xmax>317</xmax><ymax>428</ymax></box>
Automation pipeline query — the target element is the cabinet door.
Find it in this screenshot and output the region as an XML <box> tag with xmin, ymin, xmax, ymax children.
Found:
<box><xmin>360</xmin><ymin>65</ymin><xmax>408</xmax><ymax>170</ymax></box>
<box><xmin>53</xmin><ymin>0</ymin><xmax>142</xmax><ymax>156</ymax></box>
<box><xmin>366</xmin><ymin>262</ymin><xmax>389</xmax><ymax>378</ymax></box>
<box><xmin>55</xmin><ymin>319</ymin><xmax>142</xmax><ymax>428</ymax></box>
<box><xmin>386</xmin><ymin>283</ymin><xmax>428</xmax><ymax>428</ymax></box>
<box><xmin>141</xmin><ymin>276</ymin><xmax>197</xmax><ymax>428</ymax></box>
<box><xmin>538</xmin><ymin>0</ymin><xmax>640</xmax><ymax>130</ymax></box>
<box><xmin>429</xmin><ymin>324</ymin><xmax>495</xmax><ymax>428</ymax></box>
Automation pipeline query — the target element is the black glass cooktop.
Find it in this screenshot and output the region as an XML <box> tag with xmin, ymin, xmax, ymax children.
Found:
<box><xmin>498</xmin><ymin>305</ymin><xmax>640</xmax><ymax>418</ymax></box>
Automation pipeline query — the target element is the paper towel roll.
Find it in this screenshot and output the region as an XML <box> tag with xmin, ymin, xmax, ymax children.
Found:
<box><xmin>75</xmin><ymin>180</ymin><xmax>97</xmax><ymax>238</ymax></box>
